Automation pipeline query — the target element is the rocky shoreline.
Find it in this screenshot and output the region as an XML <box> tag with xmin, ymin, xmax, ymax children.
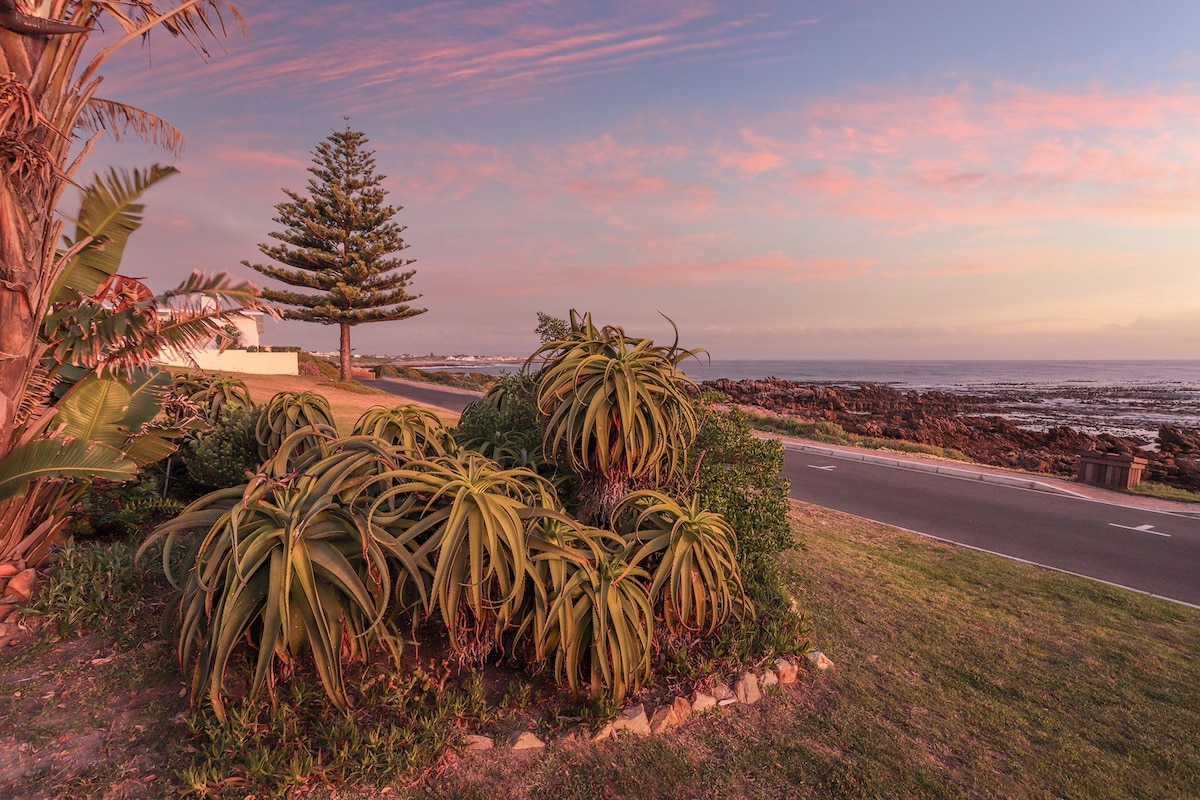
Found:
<box><xmin>703</xmin><ymin>377</ymin><xmax>1200</xmax><ymax>492</ymax></box>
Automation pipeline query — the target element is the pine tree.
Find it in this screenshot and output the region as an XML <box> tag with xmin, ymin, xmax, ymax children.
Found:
<box><xmin>244</xmin><ymin>126</ymin><xmax>425</xmax><ymax>381</ymax></box>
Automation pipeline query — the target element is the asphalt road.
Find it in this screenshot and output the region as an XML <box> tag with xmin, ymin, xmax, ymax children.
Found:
<box><xmin>370</xmin><ymin>378</ymin><xmax>1200</xmax><ymax>606</ymax></box>
<box><xmin>782</xmin><ymin>445</ymin><xmax>1200</xmax><ymax>606</ymax></box>
<box><xmin>365</xmin><ymin>377</ymin><xmax>481</xmax><ymax>413</ymax></box>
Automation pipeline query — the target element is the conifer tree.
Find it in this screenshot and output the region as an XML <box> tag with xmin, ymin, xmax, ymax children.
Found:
<box><xmin>244</xmin><ymin>126</ymin><xmax>425</xmax><ymax>381</ymax></box>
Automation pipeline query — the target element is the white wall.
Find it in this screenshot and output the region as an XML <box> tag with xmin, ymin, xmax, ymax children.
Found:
<box><xmin>158</xmin><ymin>350</ymin><xmax>298</xmax><ymax>375</ymax></box>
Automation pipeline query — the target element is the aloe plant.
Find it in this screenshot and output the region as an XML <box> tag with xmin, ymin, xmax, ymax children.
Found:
<box><xmin>530</xmin><ymin>310</ymin><xmax>702</xmax><ymax>523</ymax></box>
<box><xmin>139</xmin><ymin>435</ymin><xmax>417</xmax><ymax>722</ymax></box>
<box><xmin>174</xmin><ymin>373</ymin><xmax>253</xmax><ymax>421</ymax></box>
<box><xmin>529</xmin><ymin>523</ymin><xmax>654</xmax><ymax>702</ymax></box>
<box><xmin>617</xmin><ymin>490</ymin><xmax>750</xmax><ymax>635</ymax></box>
<box><xmin>368</xmin><ymin>452</ymin><xmax>558</xmax><ymax>658</ymax></box>
<box><xmin>352</xmin><ymin>404</ymin><xmax>455</xmax><ymax>457</ymax></box>
<box><xmin>255</xmin><ymin>391</ymin><xmax>338</xmax><ymax>462</ymax></box>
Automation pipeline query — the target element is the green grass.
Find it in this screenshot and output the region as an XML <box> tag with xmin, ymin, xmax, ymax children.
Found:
<box><xmin>745</xmin><ymin>412</ymin><xmax>973</xmax><ymax>462</ymax></box>
<box><xmin>1127</xmin><ymin>481</ymin><xmax>1200</xmax><ymax>503</ymax></box>
<box><xmin>418</xmin><ymin>503</ymin><xmax>1200</xmax><ymax>799</ymax></box>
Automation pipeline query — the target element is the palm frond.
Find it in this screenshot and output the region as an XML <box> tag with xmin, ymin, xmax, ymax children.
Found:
<box><xmin>75</xmin><ymin>100</ymin><xmax>184</xmax><ymax>155</ymax></box>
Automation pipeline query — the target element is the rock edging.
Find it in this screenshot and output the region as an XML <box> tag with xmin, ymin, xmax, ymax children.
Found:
<box><xmin>470</xmin><ymin>651</ymin><xmax>834</xmax><ymax>754</ymax></box>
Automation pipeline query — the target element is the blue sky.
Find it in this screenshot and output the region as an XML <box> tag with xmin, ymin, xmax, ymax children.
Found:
<box><xmin>84</xmin><ymin>0</ymin><xmax>1200</xmax><ymax>359</ymax></box>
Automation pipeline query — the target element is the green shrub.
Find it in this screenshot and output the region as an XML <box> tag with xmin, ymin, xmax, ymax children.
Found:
<box><xmin>297</xmin><ymin>351</ymin><xmax>340</xmax><ymax>378</ymax></box>
<box><xmin>29</xmin><ymin>538</ymin><xmax>171</xmax><ymax>638</ymax></box>
<box><xmin>684</xmin><ymin>400</ymin><xmax>793</xmax><ymax>603</ymax></box>
<box><xmin>70</xmin><ymin>476</ymin><xmax>184</xmax><ymax>539</ymax></box>
<box><xmin>374</xmin><ymin>362</ymin><xmax>496</xmax><ymax>391</ymax></box>
<box><xmin>455</xmin><ymin>373</ymin><xmax>546</xmax><ymax>473</ymax></box>
<box><xmin>180</xmin><ymin>406</ymin><xmax>262</xmax><ymax>492</ymax></box>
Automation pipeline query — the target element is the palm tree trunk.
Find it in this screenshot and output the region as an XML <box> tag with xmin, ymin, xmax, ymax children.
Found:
<box><xmin>0</xmin><ymin>288</ymin><xmax>40</xmax><ymax>462</ymax></box>
<box><xmin>339</xmin><ymin>322</ymin><xmax>352</xmax><ymax>382</ymax></box>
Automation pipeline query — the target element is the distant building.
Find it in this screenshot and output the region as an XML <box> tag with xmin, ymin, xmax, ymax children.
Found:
<box><xmin>154</xmin><ymin>308</ymin><xmax>296</xmax><ymax>375</ymax></box>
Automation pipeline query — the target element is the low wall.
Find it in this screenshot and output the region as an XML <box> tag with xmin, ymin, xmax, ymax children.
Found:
<box><xmin>158</xmin><ymin>350</ymin><xmax>299</xmax><ymax>375</ymax></box>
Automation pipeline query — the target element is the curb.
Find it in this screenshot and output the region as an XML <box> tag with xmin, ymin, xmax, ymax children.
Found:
<box><xmin>777</xmin><ymin>440</ymin><xmax>1090</xmax><ymax>498</ymax></box>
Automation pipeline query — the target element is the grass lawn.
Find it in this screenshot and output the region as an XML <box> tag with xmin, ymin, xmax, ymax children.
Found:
<box><xmin>2</xmin><ymin>504</ymin><xmax>1196</xmax><ymax>798</ymax></box>
<box><xmin>418</xmin><ymin>504</ymin><xmax>1200</xmax><ymax>799</ymax></box>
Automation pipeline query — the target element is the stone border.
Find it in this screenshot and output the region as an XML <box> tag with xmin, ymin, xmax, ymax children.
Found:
<box><xmin>465</xmin><ymin>651</ymin><xmax>835</xmax><ymax>753</ymax></box>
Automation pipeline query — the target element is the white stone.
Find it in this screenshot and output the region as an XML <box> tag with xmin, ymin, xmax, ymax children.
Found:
<box><xmin>807</xmin><ymin>650</ymin><xmax>834</xmax><ymax>671</ymax></box>
<box><xmin>508</xmin><ymin>731</ymin><xmax>546</xmax><ymax>751</ymax></box>
<box><xmin>691</xmin><ymin>692</ymin><xmax>718</xmax><ymax>713</ymax></box>
<box><xmin>465</xmin><ymin>734</ymin><xmax>494</xmax><ymax>751</ymax></box>
<box><xmin>734</xmin><ymin>672</ymin><xmax>761</xmax><ymax>705</ymax></box>
<box><xmin>671</xmin><ymin>695</ymin><xmax>692</xmax><ymax>723</ymax></box>
<box><xmin>591</xmin><ymin>722</ymin><xmax>616</xmax><ymax>742</ymax></box>
<box><xmin>774</xmin><ymin>657</ymin><xmax>799</xmax><ymax>684</ymax></box>
<box><xmin>611</xmin><ymin>703</ymin><xmax>651</xmax><ymax>736</ymax></box>
<box><xmin>760</xmin><ymin>670</ymin><xmax>779</xmax><ymax>688</ymax></box>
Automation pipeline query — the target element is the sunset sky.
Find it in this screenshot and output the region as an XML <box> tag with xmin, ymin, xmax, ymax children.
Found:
<box><xmin>85</xmin><ymin>0</ymin><xmax>1200</xmax><ymax>360</ymax></box>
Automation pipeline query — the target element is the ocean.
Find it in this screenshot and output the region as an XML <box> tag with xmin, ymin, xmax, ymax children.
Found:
<box><xmin>422</xmin><ymin>359</ymin><xmax>1200</xmax><ymax>441</ymax></box>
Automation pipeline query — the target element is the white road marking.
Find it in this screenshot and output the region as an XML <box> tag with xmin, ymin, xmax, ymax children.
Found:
<box><xmin>1108</xmin><ymin>523</ymin><xmax>1171</xmax><ymax>537</ymax></box>
<box><xmin>807</xmin><ymin>465</ymin><xmax>837</xmax><ymax>471</ymax></box>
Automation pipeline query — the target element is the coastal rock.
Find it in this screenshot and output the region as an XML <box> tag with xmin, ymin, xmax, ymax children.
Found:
<box><xmin>774</xmin><ymin>657</ymin><xmax>799</xmax><ymax>684</ymax></box>
<box><xmin>702</xmin><ymin>377</ymin><xmax>1200</xmax><ymax>493</ymax></box>
<box><xmin>1159</xmin><ymin>425</ymin><xmax>1200</xmax><ymax>454</ymax></box>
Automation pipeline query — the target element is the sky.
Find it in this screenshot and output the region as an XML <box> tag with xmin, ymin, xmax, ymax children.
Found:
<box><xmin>78</xmin><ymin>0</ymin><xmax>1200</xmax><ymax>360</ymax></box>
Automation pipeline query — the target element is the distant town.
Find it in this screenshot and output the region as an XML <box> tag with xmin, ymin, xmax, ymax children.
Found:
<box><xmin>310</xmin><ymin>352</ymin><xmax>524</xmax><ymax>365</ymax></box>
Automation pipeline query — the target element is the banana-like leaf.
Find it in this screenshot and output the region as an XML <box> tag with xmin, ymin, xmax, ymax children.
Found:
<box><xmin>55</xmin><ymin>165</ymin><xmax>179</xmax><ymax>303</ymax></box>
<box><xmin>0</xmin><ymin>438</ymin><xmax>135</xmax><ymax>501</ymax></box>
<box><xmin>54</xmin><ymin>373</ymin><xmax>133</xmax><ymax>446</ymax></box>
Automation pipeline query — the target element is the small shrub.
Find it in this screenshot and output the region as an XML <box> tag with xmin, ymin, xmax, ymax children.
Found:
<box><xmin>375</xmin><ymin>362</ymin><xmax>497</xmax><ymax>391</ymax></box>
<box><xmin>455</xmin><ymin>373</ymin><xmax>547</xmax><ymax>473</ymax></box>
<box><xmin>71</xmin><ymin>476</ymin><xmax>183</xmax><ymax>539</ymax></box>
<box><xmin>29</xmin><ymin>538</ymin><xmax>172</xmax><ymax>638</ymax></box>
<box><xmin>298</xmin><ymin>351</ymin><xmax>339</xmax><ymax>378</ymax></box>
<box><xmin>685</xmin><ymin>401</ymin><xmax>793</xmax><ymax>603</ymax></box>
<box><xmin>179</xmin><ymin>406</ymin><xmax>262</xmax><ymax>493</ymax></box>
